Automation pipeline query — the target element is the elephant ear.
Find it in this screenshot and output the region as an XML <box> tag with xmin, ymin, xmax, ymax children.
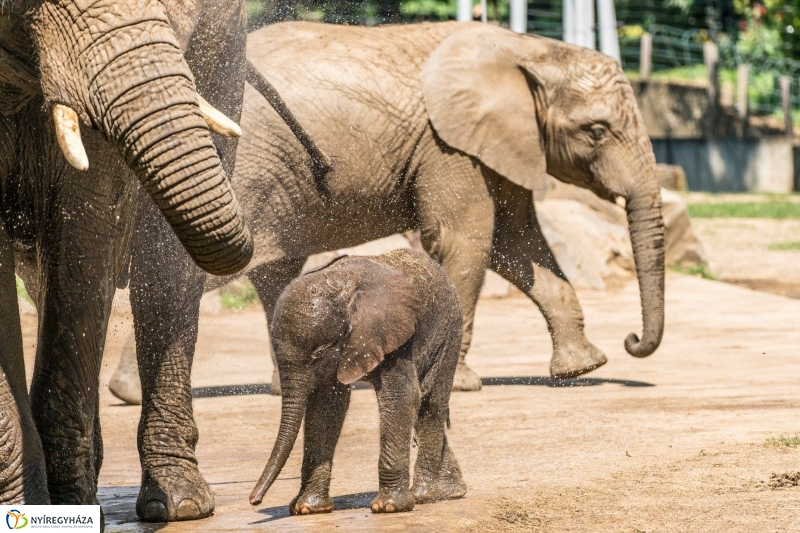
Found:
<box><xmin>337</xmin><ymin>263</ymin><xmax>423</xmax><ymax>385</ymax></box>
<box><xmin>421</xmin><ymin>26</ymin><xmax>547</xmax><ymax>191</ymax></box>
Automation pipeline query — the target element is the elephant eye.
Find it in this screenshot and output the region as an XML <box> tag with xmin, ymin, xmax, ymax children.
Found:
<box><xmin>589</xmin><ymin>124</ymin><xmax>608</xmax><ymax>141</ymax></box>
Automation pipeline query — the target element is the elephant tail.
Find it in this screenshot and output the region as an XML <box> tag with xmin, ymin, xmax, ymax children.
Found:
<box><xmin>245</xmin><ymin>61</ymin><xmax>333</xmax><ymax>195</ymax></box>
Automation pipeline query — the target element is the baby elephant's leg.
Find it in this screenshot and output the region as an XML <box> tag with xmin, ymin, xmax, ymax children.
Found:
<box><xmin>371</xmin><ymin>353</ymin><xmax>418</xmax><ymax>513</ymax></box>
<box><xmin>413</xmin><ymin>340</ymin><xmax>466</xmax><ymax>503</ymax></box>
<box><xmin>290</xmin><ymin>378</ymin><xmax>350</xmax><ymax>515</ymax></box>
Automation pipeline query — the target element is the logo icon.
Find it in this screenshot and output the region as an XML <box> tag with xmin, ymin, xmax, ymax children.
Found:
<box><xmin>5</xmin><ymin>510</ymin><xmax>27</xmax><ymax>530</ymax></box>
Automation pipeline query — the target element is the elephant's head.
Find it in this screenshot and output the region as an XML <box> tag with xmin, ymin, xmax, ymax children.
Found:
<box><xmin>249</xmin><ymin>257</ymin><xmax>422</xmax><ymax>506</ymax></box>
<box><xmin>1</xmin><ymin>0</ymin><xmax>251</xmax><ymax>275</ymax></box>
<box><xmin>421</xmin><ymin>25</ymin><xmax>665</xmax><ymax>357</ymax></box>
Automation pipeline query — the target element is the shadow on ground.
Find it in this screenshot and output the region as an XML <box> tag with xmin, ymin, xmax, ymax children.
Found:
<box><xmin>192</xmin><ymin>377</ymin><xmax>653</xmax><ymax>398</ymax></box>
<box><xmin>253</xmin><ymin>492</ymin><xmax>378</xmax><ymax>524</ymax></box>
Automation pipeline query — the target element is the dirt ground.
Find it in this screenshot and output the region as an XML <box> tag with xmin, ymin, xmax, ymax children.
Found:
<box><xmin>17</xmin><ymin>217</ymin><xmax>800</xmax><ymax>532</ymax></box>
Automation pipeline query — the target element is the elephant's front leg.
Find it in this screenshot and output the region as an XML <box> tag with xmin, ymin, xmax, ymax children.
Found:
<box><xmin>371</xmin><ymin>351</ymin><xmax>419</xmax><ymax>514</ymax></box>
<box><xmin>130</xmin><ymin>200</ymin><xmax>211</xmax><ymax>522</ymax></box>
<box><xmin>0</xmin><ymin>224</ymin><xmax>48</xmax><ymax>504</ymax></box>
<box><xmin>490</xmin><ymin>181</ymin><xmax>607</xmax><ymax>379</ymax></box>
<box><xmin>29</xmin><ymin>185</ymin><xmax>125</xmax><ymax>506</ymax></box>
<box><xmin>289</xmin><ymin>376</ymin><xmax>350</xmax><ymax>515</ymax></box>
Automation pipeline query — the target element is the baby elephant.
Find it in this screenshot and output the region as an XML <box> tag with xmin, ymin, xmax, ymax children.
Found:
<box><xmin>250</xmin><ymin>249</ymin><xmax>467</xmax><ymax>514</ymax></box>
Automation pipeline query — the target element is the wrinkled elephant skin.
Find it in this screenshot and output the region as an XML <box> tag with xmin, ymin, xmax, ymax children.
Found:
<box><xmin>0</xmin><ymin>0</ymin><xmax>251</xmax><ymax>518</ymax></box>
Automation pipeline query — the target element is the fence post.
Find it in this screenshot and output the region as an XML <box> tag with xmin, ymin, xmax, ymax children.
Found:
<box><xmin>563</xmin><ymin>0</ymin><xmax>576</xmax><ymax>44</ymax></box>
<box><xmin>639</xmin><ymin>32</ymin><xmax>652</xmax><ymax>81</ymax></box>
<box><xmin>457</xmin><ymin>0</ymin><xmax>472</xmax><ymax>21</ymax></box>
<box><xmin>510</xmin><ymin>0</ymin><xmax>527</xmax><ymax>33</ymax></box>
<box><xmin>781</xmin><ymin>75</ymin><xmax>792</xmax><ymax>136</ymax></box>
<box><xmin>597</xmin><ymin>0</ymin><xmax>620</xmax><ymax>62</ymax></box>
<box><xmin>737</xmin><ymin>64</ymin><xmax>749</xmax><ymax>120</ymax></box>
<box><xmin>703</xmin><ymin>41</ymin><xmax>719</xmax><ymax>105</ymax></box>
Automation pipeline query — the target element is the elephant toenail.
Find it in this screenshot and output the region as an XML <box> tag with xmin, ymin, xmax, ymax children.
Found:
<box><xmin>385</xmin><ymin>504</ymin><xmax>396</xmax><ymax>512</ymax></box>
<box><xmin>371</xmin><ymin>502</ymin><xmax>380</xmax><ymax>512</ymax></box>
<box><xmin>143</xmin><ymin>501</ymin><xmax>169</xmax><ymax>522</ymax></box>
<box><xmin>176</xmin><ymin>499</ymin><xmax>200</xmax><ymax>519</ymax></box>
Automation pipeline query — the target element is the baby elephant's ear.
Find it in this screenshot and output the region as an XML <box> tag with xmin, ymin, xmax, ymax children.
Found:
<box><xmin>337</xmin><ymin>264</ymin><xmax>423</xmax><ymax>385</ymax></box>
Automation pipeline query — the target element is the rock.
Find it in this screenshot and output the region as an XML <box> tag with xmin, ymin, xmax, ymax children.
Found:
<box><xmin>656</xmin><ymin>164</ymin><xmax>688</xmax><ymax>191</ymax></box>
<box><xmin>535</xmin><ymin>176</ymin><xmax>707</xmax><ymax>287</ymax></box>
<box><xmin>536</xmin><ymin>200</ymin><xmax>635</xmax><ymax>290</ymax></box>
<box><xmin>661</xmin><ymin>188</ymin><xmax>707</xmax><ymax>267</ymax></box>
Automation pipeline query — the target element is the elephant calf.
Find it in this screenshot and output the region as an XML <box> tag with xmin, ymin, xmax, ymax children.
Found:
<box><xmin>249</xmin><ymin>250</ymin><xmax>467</xmax><ymax>514</ymax></box>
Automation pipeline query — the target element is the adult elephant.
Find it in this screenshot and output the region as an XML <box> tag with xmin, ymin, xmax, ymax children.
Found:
<box><xmin>0</xmin><ymin>0</ymin><xmax>253</xmax><ymax>520</ymax></box>
<box><xmin>112</xmin><ymin>20</ymin><xmax>665</xmax><ymax>406</ymax></box>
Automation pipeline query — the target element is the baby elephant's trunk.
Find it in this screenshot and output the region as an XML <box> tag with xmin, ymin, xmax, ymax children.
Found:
<box><xmin>250</xmin><ymin>392</ymin><xmax>307</xmax><ymax>505</ymax></box>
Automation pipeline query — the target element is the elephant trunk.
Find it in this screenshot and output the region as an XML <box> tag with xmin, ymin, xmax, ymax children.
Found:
<box><xmin>93</xmin><ymin>43</ymin><xmax>252</xmax><ymax>275</ymax></box>
<box><xmin>624</xmin><ymin>186</ymin><xmax>666</xmax><ymax>357</ymax></box>
<box><xmin>250</xmin><ymin>373</ymin><xmax>308</xmax><ymax>505</ymax></box>
<box><xmin>32</xmin><ymin>5</ymin><xmax>252</xmax><ymax>275</ymax></box>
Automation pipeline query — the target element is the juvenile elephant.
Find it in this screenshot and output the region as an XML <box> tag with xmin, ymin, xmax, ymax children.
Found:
<box><xmin>0</xmin><ymin>0</ymin><xmax>253</xmax><ymax>518</ymax></box>
<box><xmin>230</xmin><ymin>21</ymin><xmax>665</xmax><ymax>390</ymax></box>
<box><xmin>249</xmin><ymin>250</ymin><xmax>467</xmax><ymax>514</ymax></box>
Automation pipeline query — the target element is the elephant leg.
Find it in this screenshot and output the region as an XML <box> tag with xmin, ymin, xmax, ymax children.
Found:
<box><xmin>412</xmin><ymin>339</ymin><xmax>466</xmax><ymax>503</ymax></box>
<box><xmin>248</xmin><ymin>258</ymin><xmax>306</xmax><ymax>397</ymax></box>
<box><xmin>371</xmin><ymin>351</ymin><xmax>418</xmax><ymax>513</ymax></box>
<box><xmin>108</xmin><ymin>333</ymin><xmax>141</xmax><ymax>405</ymax></box>
<box><xmin>414</xmin><ymin>143</ymin><xmax>495</xmax><ymax>392</ymax></box>
<box><xmin>289</xmin><ymin>376</ymin><xmax>350</xmax><ymax>515</ymax></box>
<box><xmin>130</xmin><ymin>197</ymin><xmax>212</xmax><ymax>522</ymax></box>
<box><xmin>29</xmin><ymin>186</ymin><xmax>124</xmax><ymax>506</ymax></box>
<box><xmin>0</xmin><ymin>224</ymin><xmax>48</xmax><ymax>504</ymax></box>
<box><xmin>490</xmin><ymin>181</ymin><xmax>606</xmax><ymax>379</ymax></box>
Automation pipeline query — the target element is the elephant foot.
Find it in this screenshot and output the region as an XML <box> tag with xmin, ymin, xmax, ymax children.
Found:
<box><xmin>289</xmin><ymin>492</ymin><xmax>333</xmax><ymax>515</ymax></box>
<box><xmin>269</xmin><ymin>369</ymin><xmax>282</xmax><ymax>396</ymax></box>
<box><xmin>549</xmin><ymin>339</ymin><xmax>607</xmax><ymax>379</ymax></box>
<box><xmin>412</xmin><ymin>476</ymin><xmax>466</xmax><ymax>504</ymax></box>
<box><xmin>370</xmin><ymin>488</ymin><xmax>414</xmax><ymax>513</ymax></box>
<box><xmin>451</xmin><ymin>362</ymin><xmax>482</xmax><ymax>392</ymax></box>
<box><xmin>108</xmin><ymin>365</ymin><xmax>142</xmax><ymax>405</ymax></box>
<box><xmin>137</xmin><ymin>465</ymin><xmax>214</xmax><ymax>522</ymax></box>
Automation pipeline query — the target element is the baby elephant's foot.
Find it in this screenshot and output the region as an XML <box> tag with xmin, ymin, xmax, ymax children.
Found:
<box><xmin>289</xmin><ymin>492</ymin><xmax>333</xmax><ymax>515</ymax></box>
<box><xmin>370</xmin><ymin>488</ymin><xmax>414</xmax><ymax>513</ymax></box>
<box><xmin>550</xmin><ymin>339</ymin><xmax>607</xmax><ymax>379</ymax></box>
<box><xmin>412</xmin><ymin>476</ymin><xmax>467</xmax><ymax>504</ymax></box>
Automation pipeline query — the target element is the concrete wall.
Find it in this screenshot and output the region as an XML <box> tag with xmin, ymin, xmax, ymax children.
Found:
<box><xmin>652</xmin><ymin>137</ymin><xmax>795</xmax><ymax>193</ymax></box>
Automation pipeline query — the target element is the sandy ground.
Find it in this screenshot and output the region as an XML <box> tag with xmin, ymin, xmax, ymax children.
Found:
<box><xmin>19</xmin><ymin>263</ymin><xmax>800</xmax><ymax>532</ymax></box>
<box><xmin>692</xmin><ymin>217</ymin><xmax>800</xmax><ymax>298</ymax></box>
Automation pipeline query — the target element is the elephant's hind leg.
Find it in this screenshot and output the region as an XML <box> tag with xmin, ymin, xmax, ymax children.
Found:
<box><xmin>248</xmin><ymin>258</ymin><xmax>306</xmax><ymax>396</ymax></box>
<box><xmin>289</xmin><ymin>376</ymin><xmax>350</xmax><ymax>515</ymax></box>
<box><xmin>490</xmin><ymin>181</ymin><xmax>607</xmax><ymax>379</ymax></box>
<box><xmin>412</xmin><ymin>336</ymin><xmax>466</xmax><ymax>503</ymax></box>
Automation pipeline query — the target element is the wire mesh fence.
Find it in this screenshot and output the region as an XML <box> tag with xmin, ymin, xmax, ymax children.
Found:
<box><xmin>245</xmin><ymin>0</ymin><xmax>800</xmax><ymax>123</ymax></box>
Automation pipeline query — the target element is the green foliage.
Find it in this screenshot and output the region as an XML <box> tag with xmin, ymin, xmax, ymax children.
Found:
<box><xmin>669</xmin><ymin>264</ymin><xmax>716</xmax><ymax>280</ymax></box>
<box><xmin>768</xmin><ymin>241</ymin><xmax>800</xmax><ymax>250</ymax></box>
<box><xmin>16</xmin><ymin>276</ymin><xmax>31</xmax><ymax>304</ymax></box>
<box><xmin>220</xmin><ymin>280</ymin><xmax>259</xmax><ymax>310</ymax></box>
<box><xmin>766</xmin><ymin>434</ymin><xmax>800</xmax><ymax>447</ymax></box>
<box><xmin>732</xmin><ymin>0</ymin><xmax>800</xmax><ymax>60</ymax></box>
<box><xmin>687</xmin><ymin>200</ymin><xmax>800</xmax><ymax>219</ymax></box>
<box><xmin>400</xmin><ymin>0</ymin><xmax>457</xmax><ymax>19</ymax></box>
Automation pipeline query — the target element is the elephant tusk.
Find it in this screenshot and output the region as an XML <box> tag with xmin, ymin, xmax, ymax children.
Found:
<box><xmin>197</xmin><ymin>95</ymin><xmax>242</xmax><ymax>138</ymax></box>
<box><xmin>52</xmin><ymin>105</ymin><xmax>89</xmax><ymax>171</ymax></box>
<box><xmin>615</xmin><ymin>196</ymin><xmax>627</xmax><ymax>209</ymax></box>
